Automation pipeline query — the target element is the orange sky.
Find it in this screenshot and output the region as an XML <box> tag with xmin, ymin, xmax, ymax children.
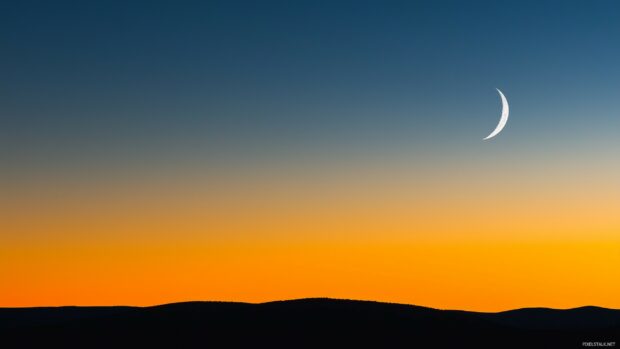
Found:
<box><xmin>2</xmin><ymin>158</ymin><xmax>619</xmax><ymax>311</ymax></box>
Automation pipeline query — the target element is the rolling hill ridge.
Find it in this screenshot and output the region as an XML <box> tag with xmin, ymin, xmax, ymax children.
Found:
<box><xmin>1</xmin><ymin>298</ymin><xmax>618</xmax><ymax>348</ymax></box>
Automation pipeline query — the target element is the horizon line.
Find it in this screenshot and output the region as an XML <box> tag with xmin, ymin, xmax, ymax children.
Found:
<box><xmin>2</xmin><ymin>297</ymin><xmax>617</xmax><ymax>313</ymax></box>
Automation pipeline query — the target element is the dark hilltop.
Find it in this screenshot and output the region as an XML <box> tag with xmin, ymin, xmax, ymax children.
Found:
<box><xmin>1</xmin><ymin>298</ymin><xmax>618</xmax><ymax>348</ymax></box>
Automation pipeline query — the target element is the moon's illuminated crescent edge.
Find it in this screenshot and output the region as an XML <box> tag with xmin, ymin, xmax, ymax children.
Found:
<box><xmin>483</xmin><ymin>88</ymin><xmax>509</xmax><ymax>140</ymax></box>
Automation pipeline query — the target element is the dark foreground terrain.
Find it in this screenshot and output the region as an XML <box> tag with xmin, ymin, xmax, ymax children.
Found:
<box><xmin>1</xmin><ymin>298</ymin><xmax>618</xmax><ymax>348</ymax></box>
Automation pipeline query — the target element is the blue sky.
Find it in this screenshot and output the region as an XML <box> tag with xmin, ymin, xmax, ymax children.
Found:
<box><xmin>2</xmin><ymin>0</ymin><xmax>619</xmax><ymax>170</ymax></box>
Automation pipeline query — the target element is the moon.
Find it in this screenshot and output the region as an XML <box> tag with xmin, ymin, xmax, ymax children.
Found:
<box><xmin>483</xmin><ymin>88</ymin><xmax>509</xmax><ymax>140</ymax></box>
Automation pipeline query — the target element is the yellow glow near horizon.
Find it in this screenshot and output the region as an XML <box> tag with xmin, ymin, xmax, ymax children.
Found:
<box><xmin>2</xmin><ymin>159</ymin><xmax>619</xmax><ymax>310</ymax></box>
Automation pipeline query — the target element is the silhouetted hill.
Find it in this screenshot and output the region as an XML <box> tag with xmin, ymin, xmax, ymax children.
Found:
<box><xmin>1</xmin><ymin>298</ymin><xmax>618</xmax><ymax>348</ymax></box>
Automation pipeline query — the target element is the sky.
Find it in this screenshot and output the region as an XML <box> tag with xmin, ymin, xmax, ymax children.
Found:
<box><xmin>1</xmin><ymin>0</ymin><xmax>620</xmax><ymax>310</ymax></box>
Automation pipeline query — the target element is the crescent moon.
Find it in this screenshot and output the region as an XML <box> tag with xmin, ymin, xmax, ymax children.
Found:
<box><xmin>483</xmin><ymin>88</ymin><xmax>509</xmax><ymax>140</ymax></box>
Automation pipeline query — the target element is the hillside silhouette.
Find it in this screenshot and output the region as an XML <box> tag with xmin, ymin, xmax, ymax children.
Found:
<box><xmin>1</xmin><ymin>298</ymin><xmax>618</xmax><ymax>348</ymax></box>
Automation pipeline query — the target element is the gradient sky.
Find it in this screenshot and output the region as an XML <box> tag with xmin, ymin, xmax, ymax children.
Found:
<box><xmin>2</xmin><ymin>0</ymin><xmax>620</xmax><ymax>310</ymax></box>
